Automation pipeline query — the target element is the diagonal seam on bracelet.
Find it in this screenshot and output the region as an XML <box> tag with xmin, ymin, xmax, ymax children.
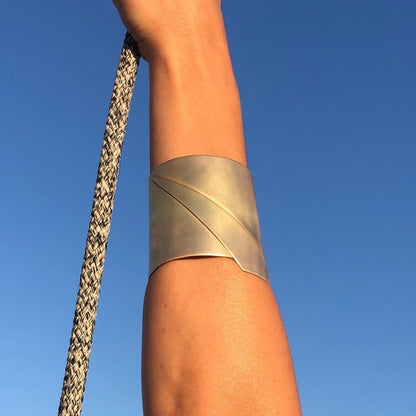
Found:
<box><xmin>151</xmin><ymin>177</ymin><xmax>235</xmax><ymax>257</ymax></box>
<box><xmin>152</xmin><ymin>174</ymin><xmax>264</xmax><ymax>253</ymax></box>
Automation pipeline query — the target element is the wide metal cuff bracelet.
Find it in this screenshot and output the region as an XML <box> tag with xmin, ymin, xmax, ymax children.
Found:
<box><xmin>149</xmin><ymin>155</ymin><xmax>269</xmax><ymax>283</ymax></box>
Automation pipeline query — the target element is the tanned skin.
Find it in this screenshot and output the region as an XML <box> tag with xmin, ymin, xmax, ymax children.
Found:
<box><xmin>113</xmin><ymin>1</ymin><xmax>302</xmax><ymax>414</ymax></box>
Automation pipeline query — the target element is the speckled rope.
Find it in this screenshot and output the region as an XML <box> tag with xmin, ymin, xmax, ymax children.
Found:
<box><xmin>58</xmin><ymin>33</ymin><xmax>140</xmax><ymax>416</ymax></box>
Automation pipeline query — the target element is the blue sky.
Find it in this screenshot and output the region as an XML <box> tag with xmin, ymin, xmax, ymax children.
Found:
<box><xmin>1</xmin><ymin>1</ymin><xmax>415</xmax><ymax>415</ymax></box>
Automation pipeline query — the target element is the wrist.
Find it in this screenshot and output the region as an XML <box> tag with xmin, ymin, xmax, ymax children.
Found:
<box><xmin>138</xmin><ymin>5</ymin><xmax>229</xmax><ymax>65</ymax></box>
<box><xmin>148</xmin><ymin>38</ymin><xmax>233</xmax><ymax>83</ymax></box>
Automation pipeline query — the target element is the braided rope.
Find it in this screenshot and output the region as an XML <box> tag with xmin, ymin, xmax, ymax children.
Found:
<box><xmin>58</xmin><ymin>33</ymin><xmax>140</xmax><ymax>416</ymax></box>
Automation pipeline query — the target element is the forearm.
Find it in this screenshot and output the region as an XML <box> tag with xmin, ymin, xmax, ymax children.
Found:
<box><xmin>148</xmin><ymin>18</ymin><xmax>246</xmax><ymax>169</ymax></box>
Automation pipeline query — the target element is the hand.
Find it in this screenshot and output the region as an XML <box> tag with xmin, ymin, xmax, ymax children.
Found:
<box><xmin>113</xmin><ymin>0</ymin><xmax>224</xmax><ymax>63</ymax></box>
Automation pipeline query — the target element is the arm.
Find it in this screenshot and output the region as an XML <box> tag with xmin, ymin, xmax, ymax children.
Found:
<box><xmin>114</xmin><ymin>1</ymin><xmax>302</xmax><ymax>414</ymax></box>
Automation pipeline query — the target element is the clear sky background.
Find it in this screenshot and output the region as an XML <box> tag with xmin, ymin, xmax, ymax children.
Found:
<box><xmin>1</xmin><ymin>1</ymin><xmax>415</xmax><ymax>415</ymax></box>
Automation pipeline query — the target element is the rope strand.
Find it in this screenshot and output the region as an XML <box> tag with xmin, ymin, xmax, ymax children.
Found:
<box><xmin>58</xmin><ymin>32</ymin><xmax>140</xmax><ymax>416</ymax></box>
